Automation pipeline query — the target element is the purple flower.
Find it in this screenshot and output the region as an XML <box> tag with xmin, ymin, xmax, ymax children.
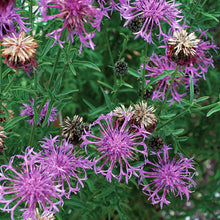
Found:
<box><xmin>166</xmin><ymin>27</ymin><xmax>218</xmax><ymax>79</ymax></box>
<box><xmin>139</xmin><ymin>145</ymin><xmax>196</xmax><ymax>209</ymax></box>
<box><xmin>36</xmin><ymin>135</ymin><xmax>92</xmax><ymax>198</ymax></box>
<box><xmin>139</xmin><ymin>53</ymin><xmax>198</xmax><ymax>104</ymax></box>
<box><xmin>38</xmin><ymin>0</ymin><xmax>104</xmax><ymax>53</ymax></box>
<box><xmin>0</xmin><ymin>1</ymin><xmax>30</xmax><ymax>39</ymax></box>
<box><xmin>81</xmin><ymin>111</ymin><xmax>148</xmax><ymax>183</ymax></box>
<box><xmin>20</xmin><ymin>98</ymin><xmax>57</xmax><ymax>126</ymax></box>
<box><xmin>97</xmin><ymin>0</ymin><xmax>126</xmax><ymax>15</ymax></box>
<box><xmin>0</xmin><ymin>147</ymin><xmax>64</xmax><ymax>220</ymax></box>
<box><xmin>121</xmin><ymin>0</ymin><xmax>182</xmax><ymax>43</ymax></box>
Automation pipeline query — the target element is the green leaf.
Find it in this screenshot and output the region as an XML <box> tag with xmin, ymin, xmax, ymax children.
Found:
<box><xmin>39</xmin><ymin>38</ymin><xmax>53</xmax><ymax>58</ymax></box>
<box><xmin>74</xmin><ymin>60</ymin><xmax>101</xmax><ymax>72</ymax></box>
<box><xmin>127</xmin><ymin>68</ymin><xmax>140</xmax><ymax>78</ymax></box>
<box><xmin>10</xmin><ymin>87</ymin><xmax>37</xmax><ymax>95</ymax></box>
<box><xmin>97</xmin><ymin>80</ymin><xmax>113</xmax><ymax>90</ymax></box>
<box><xmin>69</xmin><ymin>63</ymin><xmax>77</xmax><ymax>76</ymax></box>
<box><xmin>207</xmin><ymin>105</ymin><xmax>220</xmax><ymax>117</ymax></box>
<box><xmin>4</xmin><ymin>116</ymin><xmax>28</xmax><ymax>131</ymax></box>
<box><xmin>56</xmin><ymin>89</ymin><xmax>79</xmax><ymax>98</ymax></box>
<box><xmin>195</xmin><ymin>96</ymin><xmax>209</xmax><ymax>103</ymax></box>
<box><xmin>42</xmin><ymin>100</ymin><xmax>54</xmax><ymax>127</ymax></box>
<box><xmin>172</xmin><ymin>129</ymin><xmax>184</xmax><ymax>135</ymax></box>
<box><xmin>100</xmin><ymin>87</ymin><xmax>112</xmax><ymax>111</ymax></box>
<box><xmin>201</xmin><ymin>12</ymin><xmax>219</xmax><ymax>22</ymax></box>
<box><xmin>121</xmin><ymin>82</ymin><xmax>133</xmax><ymax>88</ymax></box>
<box><xmin>148</xmin><ymin>69</ymin><xmax>172</xmax><ymax>86</ymax></box>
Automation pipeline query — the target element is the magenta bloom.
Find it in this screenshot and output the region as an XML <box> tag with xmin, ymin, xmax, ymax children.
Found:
<box><xmin>166</xmin><ymin>27</ymin><xmax>218</xmax><ymax>79</ymax></box>
<box><xmin>81</xmin><ymin>112</ymin><xmax>148</xmax><ymax>183</ymax></box>
<box><xmin>139</xmin><ymin>145</ymin><xmax>196</xmax><ymax>209</ymax></box>
<box><xmin>20</xmin><ymin>98</ymin><xmax>57</xmax><ymax>126</ymax></box>
<box><xmin>0</xmin><ymin>1</ymin><xmax>30</xmax><ymax>39</ymax></box>
<box><xmin>121</xmin><ymin>0</ymin><xmax>182</xmax><ymax>43</ymax></box>
<box><xmin>0</xmin><ymin>147</ymin><xmax>64</xmax><ymax>220</ymax></box>
<box><xmin>38</xmin><ymin>0</ymin><xmax>104</xmax><ymax>52</ymax></box>
<box><xmin>139</xmin><ymin>53</ymin><xmax>198</xmax><ymax>104</ymax></box>
<box><xmin>36</xmin><ymin>135</ymin><xmax>92</xmax><ymax>198</ymax></box>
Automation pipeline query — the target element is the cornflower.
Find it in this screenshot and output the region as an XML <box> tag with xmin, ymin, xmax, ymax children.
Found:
<box><xmin>121</xmin><ymin>0</ymin><xmax>182</xmax><ymax>43</ymax></box>
<box><xmin>139</xmin><ymin>145</ymin><xmax>196</xmax><ymax>209</ymax></box>
<box><xmin>20</xmin><ymin>98</ymin><xmax>57</xmax><ymax>126</ymax></box>
<box><xmin>81</xmin><ymin>111</ymin><xmax>148</xmax><ymax>183</ymax></box>
<box><xmin>0</xmin><ymin>1</ymin><xmax>30</xmax><ymax>39</ymax></box>
<box><xmin>0</xmin><ymin>147</ymin><xmax>64</xmax><ymax>220</ymax></box>
<box><xmin>38</xmin><ymin>0</ymin><xmax>104</xmax><ymax>53</ymax></box>
<box><xmin>37</xmin><ymin>135</ymin><xmax>92</xmax><ymax>198</ymax></box>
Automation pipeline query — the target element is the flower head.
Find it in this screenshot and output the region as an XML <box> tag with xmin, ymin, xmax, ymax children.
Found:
<box><xmin>81</xmin><ymin>111</ymin><xmax>148</xmax><ymax>183</ymax></box>
<box><xmin>166</xmin><ymin>28</ymin><xmax>218</xmax><ymax>79</ymax></box>
<box><xmin>0</xmin><ymin>126</ymin><xmax>7</xmax><ymax>152</ymax></box>
<box><xmin>1</xmin><ymin>32</ymin><xmax>38</xmax><ymax>75</ymax></box>
<box><xmin>26</xmin><ymin>208</ymin><xmax>55</xmax><ymax>220</ymax></box>
<box><xmin>121</xmin><ymin>0</ymin><xmax>182</xmax><ymax>43</ymax></box>
<box><xmin>0</xmin><ymin>147</ymin><xmax>64</xmax><ymax>220</ymax></box>
<box><xmin>139</xmin><ymin>145</ymin><xmax>196</xmax><ymax>209</ymax></box>
<box><xmin>140</xmin><ymin>53</ymin><xmax>198</xmax><ymax>104</ymax></box>
<box><xmin>38</xmin><ymin>0</ymin><xmax>104</xmax><ymax>52</ymax></box>
<box><xmin>62</xmin><ymin>115</ymin><xmax>89</xmax><ymax>145</ymax></box>
<box><xmin>114</xmin><ymin>60</ymin><xmax>128</xmax><ymax>75</ymax></box>
<box><xmin>20</xmin><ymin>98</ymin><xmax>57</xmax><ymax>126</ymax></box>
<box><xmin>0</xmin><ymin>2</ymin><xmax>30</xmax><ymax>39</ymax></box>
<box><xmin>37</xmin><ymin>135</ymin><xmax>92</xmax><ymax>198</ymax></box>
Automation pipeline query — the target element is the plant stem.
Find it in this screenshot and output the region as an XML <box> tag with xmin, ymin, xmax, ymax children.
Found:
<box><xmin>158</xmin><ymin>65</ymin><xmax>179</xmax><ymax>116</ymax></box>
<box><xmin>3</xmin><ymin>71</ymin><xmax>19</xmax><ymax>93</ymax></box>
<box><xmin>30</xmin><ymin>0</ymin><xmax>33</xmax><ymax>35</ymax></box>
<box><xmin>156</xmin><ymin>107</ymin><xmax>191</xmax><ymax>131</ymax></box>
<box><xmin>48</xmin><ymin>47</ymin><xmax>62</xmax><ymax>88</ymax></box>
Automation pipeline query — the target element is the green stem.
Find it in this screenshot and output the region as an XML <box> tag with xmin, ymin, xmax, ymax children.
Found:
<box><xmin>48</xmin><ymin>47</ymin><xmax>62</xmax><ymax>88</ymax></box>
<box><xmin>30</xmin><ymin>0</ymin><xmax>33</xmax><ymax>35</ymax></box>
<box><xmin>3</xmin><ymin>71</ymin><xmax>19</xmax><ymax>93</ymax></box>
<box><xmin>195</xmin><ymin>102</ymin><xmax>219</xmax><ymax>111</ymax></box>
<box><xmin>158</xmin><ymin>65</ymin><xmax>179</xmax><ymax>116</ymax></box>
<box><xmin>140</xmin><ymin>43</ymin><xmax>148</xmax><ymax>100</ymax></box>
<box><xmin>118</xmin><ymin>37</ymin><xmax>128</xmax><ymax>61</ymax></box>
<box><xmin>156</xmin><ymin>107</ymin><xmax>191</xmax><ymax>131</ymax></box>
<box><xmin>0</xmin><ymin>45</ymin><xmax>2</xmax><ymax>94</ymax></box>
<box><xmin>53</xmin><ymin>64</ymin><xmax>68</xmax><ymax>90</ymax></box>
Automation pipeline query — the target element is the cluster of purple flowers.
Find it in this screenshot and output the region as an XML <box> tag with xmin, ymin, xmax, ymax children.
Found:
<box><xmin>0</xmin><ymin>136</ymin><xmax>92</xmax><ymax>220</ymax></box>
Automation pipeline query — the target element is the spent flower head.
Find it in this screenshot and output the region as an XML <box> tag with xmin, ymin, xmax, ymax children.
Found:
<box><xmin>139</xmin><ymin>145</ymin><xmax>196</xmax><ymax>209</ymax></box>
<box><xmin>121</xmin><ymin>0</ymin><xmax>182</xmax><ymax>43</ymax></box>
<box><xmin>20</xmin><ymin>98</ymin><xmax>57</xmax><ymax>126</ymax></box>
<box><xmin>0</xmin><ymin>102</ymin><xmax>14</xmax><ymax>123</ymax></box>
<box><xmin>37</xmin><ymin>135</ymin><xmax>92</xmax><ymax>198</ymax></box>
<box><xmin>0</xmin><ymin>126</ymin><xmax>7</xmax><ymax>152</ymax></box>
<box><xmin>38</xmin><ymin>0</ymin><xmax>104</xmax><ymax>53</ymax></box>
<box><xmin>81</xmin><ymin>111</ymin><xmax>148</xmax><ymax>183</ymax></box>
<box><xmin>26</xmin><ymin>208</ymin><xmax>55</xmax><ymax>220</ymax></box>
<box><xmin>1</xmin><ymin>32</ymin><xmax>38</xmax><ymax>75</ymax></box>
<box><xmin>0</xmin><ymin>147</ymin><xmax>64</xmax><ymax>220</ymax></box>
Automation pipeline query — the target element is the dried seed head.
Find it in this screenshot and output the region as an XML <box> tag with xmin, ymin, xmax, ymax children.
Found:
<box><xmin>1</xmin><ymin>32</ymin><xmax>38</xmax><ymax>73</ymax></box>
<box><xmin>114</xmin><ymin>61</ymin><xmax>128</xmax><ymax>75</ymax></box>
<box><xmin>132</xmin><ymin>101</ymin><xmax>157</xmax><ymax>130</ymax></box>
<box><xmin>0</xmin><ymin>103</ymin><xmax>14</xmax><ymax>122</ymax></box>
<box><xmin>113</xmin><ymin>104</ymin><xmax>134</xmax><ymax>126</ymax></box>
<box><xmin>148</xmin><ymin>136</ymin><xmax>164</xmax><ymax>153</ymax></box>
<box><xmin>0</xmin><ymin>126</ymin><xmax>7</xmax><ymax>152</ymax></box>
<box><xmin>26</xmin><ymin>208</ymin><xmax>55</xmax><ymax>220</ymax></box>
<box><xmin>62</xmin><ymin>115</ymin><xmax>89</xmax><ymax>145</ymax></box>
<box><xmin>167</xmin><ymin>29</ymin><xmax>201</xmax><ymax>65</ymax></box>
<box><xmin>138</xmin><ymin>88</ymin><xmax>153</xmax><ymax>100</ymax></box>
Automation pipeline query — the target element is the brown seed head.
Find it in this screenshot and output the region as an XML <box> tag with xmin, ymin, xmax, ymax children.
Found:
<box><xmin>132</xmin><ymin>101</ymin><xmax>157</xmax><ymax>130</ymax></box>
<box><xmin>0</xmin><ymin>126</ymin><xmax>7</xmax><ymax>152</ymax></box>
<box><xmin>27</xmin><ymin>208</ymin><xmax>55</xmax><ymax>220</ymax></box>
<box><xmin>0</xmin><ymin>103</ymin><xmax>14</xmax><ymax>122</ymax></box>
<box><xmin>1</xmin><ymin>32</ymin><xmax>38</xmax><ymax>70</ymax></box>
<box><xmin>62</xmin><ymin>115</ymin><xmax>88</xmax><ymax>145</ymax></box>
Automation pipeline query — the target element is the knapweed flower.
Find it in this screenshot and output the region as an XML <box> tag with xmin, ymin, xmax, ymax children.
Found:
<box><xmin>1</xmin><ymin>32</ymin><xmax>38</xmax><ymax>75</ymax></box>
<box><xmin>0</xmin><ymin>126</ymin><xmax>7</xmax><ymax>152</ymax></box>
<box><xmin>139</xmin><ymin>145</ymin><xmax>196</xmax><ymax>209</ymax></box>
<box><xmin>0</xmin><ymin>1</ymin><xmax>30</xmax><ymax>39</ymax></box>
<box><xmin>140</xmin><ymin>53</ymin><xmax>198</xmax><ymax>104</ymax></box>
<box><xmin>38</xmin><ymin>0</ymin><xmax>104</xmax><ymax>52</ymax></box>
<box><xmin>121</xmin><ymin>0</ymin><xmax>182</xmax><ymax>43</ymax></box>
<box><xmin>20</xmin><ymin>98</ymin><xmax>57</xmax><ymax>126</ymax></box>
<box><xmin>0</xmin><ymin>147</ymin><xmax>64</xmax><ymax>220</ymax></box>
<box><xmin>81</xmin><ymin>111</ymin><xmax>148</xmax><ymax>183</ymax></box>
<box><xmin>36</xmin><ymin>135</ymin><xmax>92</xmax><ymax>198</ymax></box>
<box><xmin>132</xmin><ymin>101</ymin><xmax>157</xmax><ymax>131</ymax></box>
<box><xmin>26</xmin><ymin>208</ymin><xmax>55</xmax><ymax>220</ymax></box>
<box><xmin>167</xmin><ymin>28</ymin><xmax>218</xmax><ymax>79</ymax></box>
<box><xmin>62</xmin><ymin>115</ymin><xmax>89</xmax><ymax>145</ymax></box>
<box><xmin>0</xmin><ymin>102</ymin><xmax>14</xmax><ymax>122</ymax></box>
